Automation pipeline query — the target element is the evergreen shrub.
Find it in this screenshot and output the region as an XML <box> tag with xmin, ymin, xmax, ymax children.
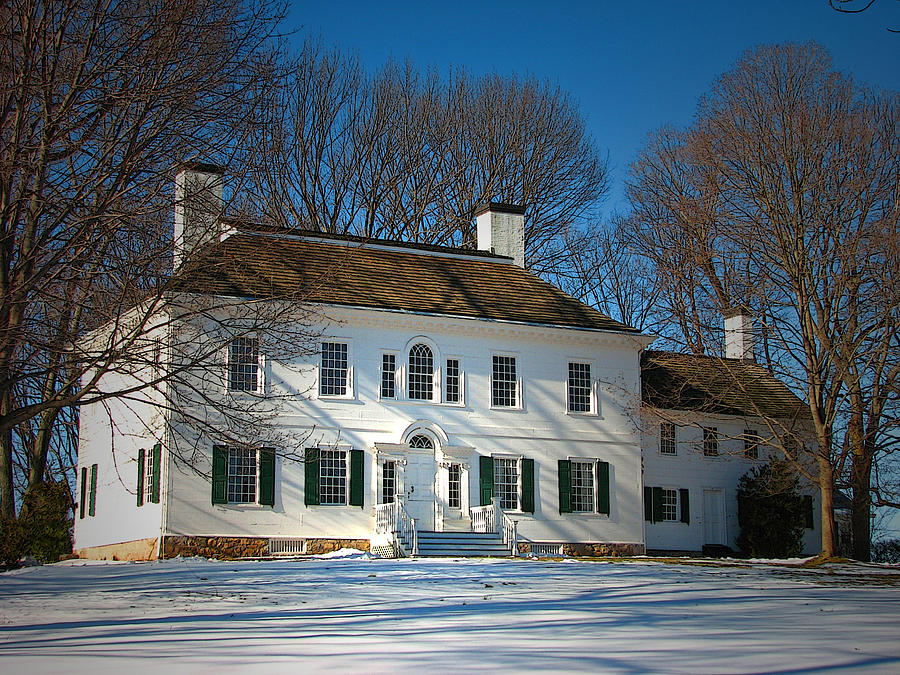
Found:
<box><xmin>737</xmin><ymin>460</ymin><xmax>805</xmax><ymax>558</ymax></box>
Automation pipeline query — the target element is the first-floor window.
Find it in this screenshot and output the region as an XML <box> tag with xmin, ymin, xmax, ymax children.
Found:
<box><xmin>703</xmin><ymin>427</ymin><xmax>718</xmax><ymax>456</ymax></box>
<box><xmin>661</xmin><ymin>488</ymin><xmax>678</xmax><ymax>521</ymax></box>
<box><xmin>567</xmin><ymin>362</ymin><xmax>592</xmax><ymax>413</ymax></box>
<box><xmin>492</xmin><ymin>355</ymin><xmax>518</xmax><ymax>407</ymax></box>
<box><xmin>382</xmin><ymin>460</ymin><xmax>396</xmax><ymax>504</ymax></box>
<box><xmin>137</xmin><ymin>444</ymin><xmax>161</xmax><ymax>506</ymax></box>
<box><xmin>570</xmin><ymin>460</ymin><xmax>595</xmax><ymax>512</ymax></box>
<box><xmin>448</xmin><ymin>463</ymin><xmax>461</xmax><ymax>509</ymax></box>
<box><xmin>494</xmin><ymin>457</ymin><xmax>519</xmax><ymax>510</ymax></box>
<box><xmin>660</xmin><ymin>422</ymin><xmax>676</xmax><ymax>455</ymax></box>
<box><xmin>228</xmin><ymin>337</ymin><xmax>260</xmax><ymax>392</ymax></box>
<box><xmin>80</xmin><ymin>464</ymin><xmax>98</xmax><ymax>518</ymax></box>
<box><xmin>320</xmin><ymin>449</ymin><xmax>347</xmax><ymax>505</ymax></box>
<box><xmin>320</xmin><ymin>342</ymin><xmax>349</xmax><ymax>396</ymax></box>
<box><xmin>227</xmin><ymin>448</ymin><xmax>257</xmax><ymax>503</ymax></box>
<box><xmin>212</xmin><ymin>446</ymin><xmax>275</xmax><ymax>507</ymax></box>
<box><xmin>645</xmin><ymin>486</ymin><xmax>689</xmax><ymax>524</ymax></box>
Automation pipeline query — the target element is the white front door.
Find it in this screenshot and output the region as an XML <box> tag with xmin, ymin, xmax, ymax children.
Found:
<box><xmin>404</xmin><ymin>452</ymin><xmax>436</xmax><ymax>530</ymax></box>
<box><xmin>703</xmin><ymin>489</ymin><xmax>726</xmax><ymax>545</ymax></box>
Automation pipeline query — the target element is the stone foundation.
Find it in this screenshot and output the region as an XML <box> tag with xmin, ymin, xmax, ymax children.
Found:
<box><xmin>518</xmin><ymin>541</ymin><xmax>645</xmax><ymax>557</ymax></box>
<box><xmin>161</xmin><ymin>535</ymin><xmax>371</xmax><ymax>559</ymax></box>
<box><xmin>162</xmin><ymin>535</ymin><xmax>268</xmax><ymax>559</ymax></box>
<box><xmin>305</xmin><ymin>538</ymin><xmax>370</xmax><ymax>555</ymax></box>
<box><xmin>76</xmin><ymin>538</ymin><xmax>159</xmax><ymax>562</ymax></box>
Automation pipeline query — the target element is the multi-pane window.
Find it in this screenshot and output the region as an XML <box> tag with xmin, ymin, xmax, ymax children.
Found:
<box><xmin>320</xmin><ymin>342</ymin><xmax>348</xmax><ymax>396</ymax></box>
<box><xmin>143</xmin><ymin>451</ymin><xmax>155</xmax><ymax>503</ymax></box>
<box><xmin>744</xmin><ymin>430</ymin><xmax>762</xmax><ymax>459</ymax></box>
<box><xmin>661</xmin><ymin>488</ymin><xmax>678</xmax><ymax>521</ymax></box>
<box><xmin>492</xmin><ymin>355</ymin><xmax>518</xmax><ymax>407</ymax></box>
<box><xmin>660</xmin><ymin>422</ymin><xmax>676</xmax><ymax>455</ymax></box>
<box><xmin>381</xmin><ymin>460</ymin><xmax>396</xmax><ymax>504</ymax></box>
<box><xmin>228</xmin><ymin>337</ymin><xmax>259</xmax><ymax>392</ymax></box>
<box><xmin>381</xmin><ymin>353</ymin><xmax>396</xmax><ymax>399</ymax></box>
<box><xmin>409</xmin><ymin>434</ymin><xmax>434</xmax><ymax>450</ymax></box>
<box><xmin>319</xmin><ymin>449</ymin><xmax>347</xmax><ymax>505</ymax></box>
<box><xmin>448</xmin><ymin>463</ymin><xmax>461</xmax><ymax>509</ymax></box>
<box><xmin>227</xmin><ymin>448</ymin><xmax>257</xmax><ymax>503</ymax></box>
<box><xmin>408</xmin><ymin>343</ymin><xmax>434</xmax><ymax>400</ymax></box>
<box><xmin>494</xmin><ymin>457</ymin><xmax>519</xmax><ymax>510</ymax></box>
<box><xmin>567</xmin><ymin>362</ymin><xmax>592</xmax><ymax>413</ymax></box>
<box><xmin>570</xmin><ymin>460</ymin><xmax>595</xmax><ymax>512</ymax></box>
<box><xmin>703</xmin><ymin>427</ymin><xmax>719</xmax><ymax>456</ymax></box>
<box><xmin>445</xmin><ymin>358</ymin><xmax>460</xmax><ymax>403</ymax></box>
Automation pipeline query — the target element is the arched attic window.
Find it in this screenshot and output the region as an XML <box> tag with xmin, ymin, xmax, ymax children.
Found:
<box><xmin>409</xmin><ymin>435</ymin><xmax>434</xmax><ymax>450</ymax></box>
<box><xmin>408</xmin><ymin>343</ymin><xmax>434</xmax><ymax>400</ymax></box>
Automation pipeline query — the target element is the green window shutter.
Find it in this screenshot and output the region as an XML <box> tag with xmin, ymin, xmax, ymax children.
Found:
<box><xmin>520</xmin><ymin>458</ymin><xmax>535</xmax><ymax>513</ymax></box>
<box><xmin>644</xmin><ymin>486</ymin><xmax>653</xmax><ymax>522</ymax></box>
<box><xmin>89</xmin><ymin>464</ymin><xmax>98</xmax><ymax>516</ymax></box>
<box><xmin>596</xmin><ymin>461</ymin><xmax>610</xmax><ymax>516</ymax></box>
<box><xmin>259</xmin><ymin>448</ymin><xmax>276</xmax><ymax>507</ymax></box>
<box><xmin>150</xmin><ymin>443</ymin><xmax>162</xmax><ymax>504</ymax></box>
<box><xmin>349</xmin><ymin>449</ymin><xmax>364</xmax><ymax>507</ymax></box>
<box><xmin>304</xmin><ymin>448</ymin><xmax>320</xmax><ymax>506</ymax></box>
<box><xmin>80</xmin><ymin>467</ymin><xmax>87</xmax><ymax>519</ymax></box>
<box><xmin>211</xmin><ymin>446</ymin><xmax>227</xmax><ymax>505</ymax></box>
<box><xmin>136</xmin><ymin>448</ymin><xmax>146</xmax><ymax>507</ymax></box>
<box><xmin>802</xmin><ymin>494</ymin><xmax>814</xmax><ymax>529</ymax></box>
<box><xmin>680</xmin><ymin>488</ymin><xmax>690</xmax><ymax>524</ymax></box>
<box><xmin>479</xmin><ymin>455</ymin><xmax>494</xmax><ymax>506</ymax></box>
<box><xmin>558</xmin><ymin>459</ymin><xmax>572</xmax><ymax>514</ymax></box>
<box><xmin>652</xmin><ymin>486</ymin><xmax>664</xmax><ymax>523</ymax></box>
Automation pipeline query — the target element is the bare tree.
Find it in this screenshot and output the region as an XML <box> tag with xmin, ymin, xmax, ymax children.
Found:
<box><xmin>244</xmin><ymin>44</ymin><xmax>610</xmax><ymax>274</ymax></box>
<box><xmin>0</xmin><ymin>0</ymin><xmax>286</xmax><ymax>518</ymax></box>
<box><xmin>625</xmin><ymin>42</ymin><xmax>900</xmax><ymax>557</ymax></box>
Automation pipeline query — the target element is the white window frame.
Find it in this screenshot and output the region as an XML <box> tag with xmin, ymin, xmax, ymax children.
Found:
<box><xmin>490</xmin><ymin>353</ymin><xmax>522</xmax><ymax>410</ymax></box>
<box><xmin>380</xmin><ymin>459</ymin><xmax>397</xmax><ymax>504</ymax></box>
<box><xmin>226</xmin><ymin>336</ymin><xmax>264</xmax><ymax>395</ymax></box>
<box><xmin>660</xmin><ymin>487</ymin><xmax>679</xmax><ymax>522</ymax></box>
<box><xmin>318</xmin><ymin>446</ymin><xmax>349</xmax><ymax>506</ymax></box>
<box><xmin>660</xmin><ymin>422</ymin><xmax>677</xmax><ymax>456</ymax></box>
<box><xmin>703</xmin><ymin>427</ymin><xmax>719</xmax><ymax>457</ymax></box>
<box><xmin>400</xmin><ymin>336</ymin><xmax>441</xmax><ymax>403</ymax></box>
<box><xmin>443</xmin><ymin>356</ymin><xmax>464</xmax><ymax>405</ymax></box>
<box><xmin>744</xmin><ymin>429</ymin><xmax>762</xmax><ymax>460</ymax></box>
<box><xmin>379</xmin><ymin>351</ymin><xmax>398</xmax><ymax>400</ymax></box>
<box><xmin>565</xmin><ymin>360</ymin><xmax>598</xmax><ymax>415</ymax></box>
<box><xmin>318</xmin><ymin>340</ymin><xmax>354</xmax><ymax>399</ymax></box>
<box><xmin>226</xmin><ymin>447</ymin><xmax>259</xmax><ymax>504</ymax></box>
<box><xmin>569</xmin><ymin>457</ymin><xmax>597</xmax><ymax>513</ymax></box>
<box><xmin>492</xmin><ymin>453</ymin><xmax>523</xmax><ymax>511</ymax></box>
<box><xmin>143</xmin><ymin>450</ymin><xmax>155</xmax><ymax>504</ymax></box>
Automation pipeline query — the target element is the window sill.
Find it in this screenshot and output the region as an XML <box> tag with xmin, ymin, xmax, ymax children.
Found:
<box><xmin>567</xmin><ymin>512</ymin><xmax>610</xmax><ymax>518</ymax></box>
<box><xmin>380</xmin><ymin>398</ymin><xmax>468</xmax><ymax>409</ymax></box>
<box><xmin>565</xmin><ymin>410</ymin><xmax>602</xmax><ymax>419</ymax></box>
<box><xmin>214</xmin><ymin>503</ymin><xmax>272</xmax><ymax>510</ymax></box>
<box><xmin>489</xmin><ymin>405</ymin><xmax>526</xmax><ymax>413</ymax></box>
<box><xmin>316</xmin><ymin>394</ymin><xmax>361</xmax><ymax>404</ymax></box>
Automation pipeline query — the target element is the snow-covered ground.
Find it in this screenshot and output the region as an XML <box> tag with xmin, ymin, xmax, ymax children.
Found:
<box><xmin>2</xmin><ymin>553</ymin><xmax>899</xmax><ymax>674</ymax></box>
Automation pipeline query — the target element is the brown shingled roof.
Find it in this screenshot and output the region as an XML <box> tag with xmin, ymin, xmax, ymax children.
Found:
<box><xmin>174</xmin><ymin>230</ymin><xmax>639</xmax><ymax>333</ymax></box>
<box><xmin>641</xmin><ymin>350</ymin><xmax>809</xmax><ymax>420</ymax></box>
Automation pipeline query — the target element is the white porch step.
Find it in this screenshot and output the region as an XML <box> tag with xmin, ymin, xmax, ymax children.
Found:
<box><xmin>414</xmin><ymin>530</ymin><xmax>512</xmax><ymax>557</ymax></box>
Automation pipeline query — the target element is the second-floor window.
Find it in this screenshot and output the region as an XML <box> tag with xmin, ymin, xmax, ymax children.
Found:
<box><xmin>408</xmin><ymin>343</ymin><xmax>434</xmax><ymax>400</ymax></box>
<box><xmin>320</xmin><ymin>342</ymin><xmax>349</xmax><ymax>396</ymax></box>
<box><xmin>492</xmin><ymin>355</ymin><xmax>518</xmax><ymax>407</ymax></box>
<box><xmin>660</xmin><ymin>422</ymin><xmax>676</xmax><ymax>455</ymax></box>
<box><xmin>381</xmin><ymin>353</ymin><xmax>396</xmax><ymax>399</ymax></box>
<box><xmin>744</xmin><ymin>430</ymin><xmax>762</xmax><ymax>459</ymax></box>
<box><xmin>703</xmin><ymin>427</ymin><xmax>719</xmax><ymax>456</ymax></box>
<box><xmin>228</xmin><ymin>337</ymin><xmax>260</xmax><ymax>392</ymax></box>
<box><xmin>567</xmin><ymin>362</ymin><xmax>592</xmax><ymax>413</ymax></box>
<box><xmin>445</xmin><ymin>358</ymin><xmax>460</xmax><ymax>403</ymax></box>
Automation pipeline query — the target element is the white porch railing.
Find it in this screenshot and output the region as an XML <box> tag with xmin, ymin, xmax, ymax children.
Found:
<box><xmin>470</xmin><ymin>497</ymin><xmax>518</xmax><ymax>556</ymax></box>
<box><xmin>374</xmin><ymin>498</ymin><xmax>418</xmax><ymax>557</ymax></box>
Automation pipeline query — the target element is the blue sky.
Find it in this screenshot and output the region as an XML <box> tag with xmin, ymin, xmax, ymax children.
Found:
<box><xmin>288</xmin><ymin>1</ymin><xmax>899</xmax><ymax>216</ymax></box>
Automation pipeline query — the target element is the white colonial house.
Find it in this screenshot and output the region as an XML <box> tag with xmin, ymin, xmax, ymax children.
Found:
<box><xmin>73</xmin><ymin>164</ymin><xmax>822</xmax><ymax>560</ymax></box>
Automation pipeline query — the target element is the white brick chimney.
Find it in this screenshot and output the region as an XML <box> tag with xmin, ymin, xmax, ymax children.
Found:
<box><xmin>475</xmin><ymin>202</ymin><xmax>526</xmax><ymax>267</ymax></box>
<box><xmin>173</xmin><ymin>162</ymin><xmax>225</xmax><ymax>271</ymax></box>
<box><xmin>724</xmin><ymin>307</ymin><xmax>755</xmax><ymax>362</ymax></box>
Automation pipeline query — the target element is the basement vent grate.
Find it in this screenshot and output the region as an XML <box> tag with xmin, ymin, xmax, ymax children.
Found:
<box><xmin>528</xmin><ymin>543</ymin><xmax>564</xmax><ymax>556</ymax></box>
<box><xmin>268</xmin><ymin>538</ymin><xmax>306</xmax><ymax>555</ymax></box>
<box><xmin>370</xmin><ymin>544</ymin><xmax>398</xmax><ymax>559</ymax></box>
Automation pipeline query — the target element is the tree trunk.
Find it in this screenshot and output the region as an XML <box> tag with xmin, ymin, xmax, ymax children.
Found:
<box><xmin>817</xmin><ymin>457</ymin><xmax>836</xmax><ymax>557</ymax></box>
<box><xmin>850</xmin><ymin>447</ymin><xmax>873</xmax><ymax>562</ymax></box>
<box><xmin>0</xmin><ymin>388</ymin><xmax>15</xmax><ymax>518</ymax></box>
